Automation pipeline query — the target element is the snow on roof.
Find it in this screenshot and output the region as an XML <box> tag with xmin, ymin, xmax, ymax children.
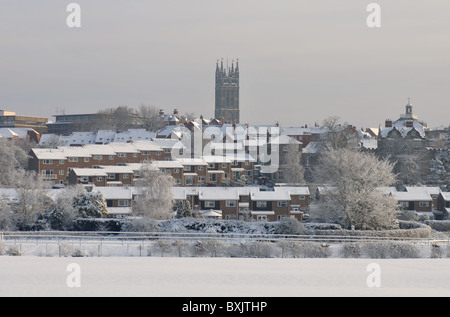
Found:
<box><xmin>274</xmin><ymin>186</ymin><xmax>310</xmax><ymax>196</ymax></box>
<box><xmin>250</xmin><ymin>190</ymin><xmax>291</xmax><ymax>201</ymax></box>
<box><xmin>360</xmin><ymin>139</ymin><xmax>377</xmax><ymax>150</ymax></box>
<box><xmin>440</xmin><ymin>192</ymin><xmax>450</xmax><ymax>201</ymax></box>
<box><xmin>380</xmin><ymin>119</ymin><xmax>425</xmax><ymax>139</ymax></box>
<box><xmin>175</xmin><ymin>158</ymin><xmax>208</xmax><ymax>165</ymax></box>
<box><xmin>95</xmin><ymin>130</ymin><xmax>117</xmax><ymax>143</ymax></box>
<box><xmin>391</xmin><ymin>191</ymin><xmax>432</xmax><ymax>202</ymax></box>
<box><xmin>32</xmin><ymin>148</ymin><xmax>67</xmax><ymax>160</ymax></box>
<box><xmin>113</xmin><ymin>129</ymin><xmax>156</xmax><ymax>142</ymax></box>
<box><xmin>94</xmin><ymin>186</ymin><xmax>133</xmax><ymax>200</ymax></box>
<box><xmin>71</xmin><ymin>168</ymin><xmax>108</xmax><ymax>177</ymax></box>
<box><xmin>172</xmin><ymin>187</ymin><xmax>187</xmax><ymax>200</ymax></box>
<box><xmin>151</xmin><ymin>160</ymin><xmax>184</xmax><ymax>169</ymax></box>
<box><xmin>98</xmin><ymin>165</ymin><xmax>135</xmax><ymax>174</ymax></box>
<box><xmin>106</xmin><ymin>207</ymin><xmax>132</xmax><ymax>215</ymax></box>
<box><xmin>107</xmin><ymin>142</ymin><xmax>140</xmax><ymax>154</ymax></box>
<box><xmin>59</xmin><ymin>132</ymin><xmax>97</xmax><ymax>145</ymax></box>
<box><xmin>406</xmin><ymin>186</ymin><xmax>441</xmax><ymax>196</ymax></box>
<box><xmin>202</xmin><ymin>155</ymin><xmax>233</xmax><ymax>163</ymax></box>
<box><xmin>0</xmin><ymin>128</ymin><xmax>19</xmax><ymax>138</ymax></box>
<box><xmin>198</xmin><ymin>187</ymin><xmax>240</xmax><ymax>200</ymax></box>
<box><xmin>269</xmin><ymin>134</ymin><xmax>301</xmax><ymax>145</ymax></box>
<box><xmin>82</xmin><ymin>144</ymin><xmax>117</xmax><ymax>155</ymax></box>
<box><xmin>281</xmin><ymin>127</ymin><xmax>311</xmax><ymax>136</ymax></box>
<box><xmin>57</xmin><ymin>146</ymin><xmax>92</xmax><ymax>157</ymax></box>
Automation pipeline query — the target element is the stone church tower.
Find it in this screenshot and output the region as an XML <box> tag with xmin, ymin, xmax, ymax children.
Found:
<box><xmin>215</xmin><ymin>58</ymin><xmax>239</xmax><ymax>123</ymax></box>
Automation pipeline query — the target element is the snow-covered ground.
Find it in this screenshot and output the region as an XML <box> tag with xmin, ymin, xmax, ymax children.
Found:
<box><xmin>1</xmin><ymin>256</ymin><xmax>450</xmax><ymax>297</ymax></box>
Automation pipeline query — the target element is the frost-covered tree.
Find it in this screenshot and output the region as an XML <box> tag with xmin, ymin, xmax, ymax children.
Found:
<box><xmin>134</xmin><ymin>163</ymin><xmax>174</xmax><ymax>219</ymax></box>
<box><xmin>0</xmin><ymin>139</ymin><xmax>30</xmax><ymax>187</ymax></box>
<box><xmin>36</xmin><ymin>186</ymin><xmax>84</xmax><ymax>230</ymax></box>
<box><xmin>183</xmin><ymin>200</ymin><xmax>192</xmax><ymax>218</ymax></box>
<box><xmin>73</xmin><ymin>190</ymin><xmax>108</xmax><ymax>218</ymax></box>
<box><xmin>13</xmin><ymin>170</ymin><xmax>52</xmax><ymax>230</ymax></box>
<box><xmin>314</xmin><ymin>148</ymin><xmax>398</xmax><ymax>230</ymax></box>
<box><xmin>0</xmin><ymin>198</ymin><xmax>15</xmax><ymax>231</ymax></box>
<box><xmin>283</xmin><ymin>139</ymin><xmax>305</xmax><ymax>184</ymax></box>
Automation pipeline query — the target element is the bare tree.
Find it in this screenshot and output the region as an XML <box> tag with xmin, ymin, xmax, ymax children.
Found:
<box><xmin>319</xmin><ymin>116</ymin><xmax>359</xmax><ymax>151</ymax></box>
<box><xmin>314</xmin><ymin>148</ymin><xmax>398</xmax><ymax>230</ymax></box>
<box><xmin>137</xmin><ymin>104</ymin><xmax>167</xmax><ymax>132</ymax></box>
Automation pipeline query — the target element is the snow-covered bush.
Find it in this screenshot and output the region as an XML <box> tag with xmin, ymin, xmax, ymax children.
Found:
<box><xmin>120</xmin><ymin>217</ymin><xmax>160</xmax><ymax>232</ymax></box>
<box><xmin>340</xmin><ymin>243</ymin><xmax>363</xmax><ymax>258</ymax></box>
<box><xmin>290</xmin><ymin>242</ymin><xmax>331</xmax><ymax>258</ymax></box>
<box><xmin>240</xmin><ymin>241</ymin><xmax>275</xmax><ymax>258</ymax></box>
<box><xmin>73</xmin><ymin>191</ymin><xmax>108</xmax><ymax>218</ymax></box>
<box><xmin>362</xmin><ymin>242</ymin><xmax>422</xmax><ymax>259</ymax></box>
<box><xmin>274</xmin><ymin>217</ymin><xmax>306</xmax><ymax>235</ymax></box>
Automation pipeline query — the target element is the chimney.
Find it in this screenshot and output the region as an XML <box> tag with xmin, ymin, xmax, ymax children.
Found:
<box><xmin>159</xmin><ymin>109</ymin><xmax>164</xmax><ymax>116</ymax></box>
<box><xmin>385</xmin><ymin>119</ymin><xmax>392</xmax><ymax>128</ymax></box>
<box><xmin>173</xmin><ymin>109</ymin><xmax>179</xmax><ymax>115</ymax></box>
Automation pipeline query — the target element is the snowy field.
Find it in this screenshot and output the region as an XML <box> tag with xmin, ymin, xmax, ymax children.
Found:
<box><xmin>2</xmin><ymin>256</ymin><xmax>450</xmax><ymax>297</ymax></box>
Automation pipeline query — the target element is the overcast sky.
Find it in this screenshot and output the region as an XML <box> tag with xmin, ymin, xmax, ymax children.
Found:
<box><xmin>1</xmin><ymin>1</ymin><xmax>449</xmax><ymax>129</ymax></box>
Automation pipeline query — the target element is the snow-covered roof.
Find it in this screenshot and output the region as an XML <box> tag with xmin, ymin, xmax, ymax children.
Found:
<box><xmin>380</xmin><ymin>119</ymin><xmax>425</xmax><ymax>139</ymax></box>
<box><xmin>274</xmin><ymin>186</ymin><xmax>310</xmax><ymax>196</ymax></box>
<box><xmin>113</xmin><ymin>129</ymin><xmax>156</xmax><ymax>142</ymax></box>
<box><xmin>405</xmin><ymin>186</ymin><xmax>441</xmax><ymax>196</ymax></box>
<box><xmin>250</xmin><ymin>190</ymin><xmax>291</xmax><ymax>201</ymax></box>
<box><xmin>94</xmin><ymin>186</ymin><xmax>133</xmax><ymax>200</ymax></box>
<box><xmin>198</xmin><ymin>188</ymin><xmax>240</xmax><ymax>201</ymax></box>
<box><xmin>440</xmin><ymin>192</ymin><xmax>450</xmax><ymax>201</ymax></box>
<box><xmin>391</xmin><ymin>191</ymin><xmax>432</xmax><ymax>202</ymax></box>
<box><xmin>269</xmin><ymin>134</ymin><xmax>301</xmax><ymax>145</ymax></box>
<box><xmin>71</xmin><ymin>168</ymin><xmax>108</xmax><ymax>177</ymax></box>
<box><xmin>32</xmin><ymin>148</ymin><xmax>66</xmax><ymax>160</ymax></box>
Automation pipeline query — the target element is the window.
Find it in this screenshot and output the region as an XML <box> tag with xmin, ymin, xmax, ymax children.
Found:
<box><xmin>43</xmin><ymin>160</ymin><xmax>53</xmax><ymax>164</ymax></box>
<box><xmin>68</xmin><ymin>157</ymin><xmax>78</xmax><ymax>162</ymax></box>
<box><xmin>156</xmin><ymin>151</ymin><xmax>161</xmax><ymax>156</ymax></box>
<box><xmin>277</xmin><ymin>201</ymin><xmax>288</xmax><ymax>208</ymax></box>
<box><xmin>299</xmin><ymin>195</ymin><xmax>305</xmax><ymax>200</ymax></box>
<box><xmin>222</xmin><ymin>163</ymin><xmax>227</xmax><ymax>168</ymax></box>
<box><xmin>93</xmin><ymin>155</ymin><xmax>103</xmax><ymax>160</ymax></box>
<box><xmin>118</xmin><ymin>153</ymin><xmax>127</xmax><ymax>158</ymax></box>
<box><xmin>419</xmin><ymin>201</ymin><xmax>430</xmax><ymax>208</ymax></box>
<box><xmin>107</xmin><ymin>173</ymin><xmax>115</xmax><ymax>179</ymax></box>
<box><xmin>123</xmin><ymin>173</ymin><xmax>129</xmax><ymax>179</ymax></box>
<box><xmin>97</xmin><ymin>177</ymin><xmax>103</xmax><ymax>182</ymax></box>
<box><xmin>84</xmin><ymin>157</ymin><xmax>90</xmax><ymax>162</ymax></box>
<box><xmin>109</xmin><ymin>155</ymin><xmax>114</xmax><ymax>160</ymax></box>
<box><xmin>208</xmin><ymin>163</ymin><xmax>215</xmax><ymax>169</ymax></box>
<box><xmin>205</xmin><ymin>201</ymin><xmax>216</xmax><ymax>208</ymax></box>
<box><xmin>257</xmin><ymin>215</ymin><xmax>267</xmax><ymax>222</ymax></box>
<box><xmin>132</xmin><ymin>153</ymin><xmax>138</xmax><ymax>158</ymax></box>
<box><xmin>59</xmin><ymin>170</ymin><xmax>64</xmax><ymax>176</ymax></box>
<box><xmin>185</xmin><ymin>175</ymin><xmax>193</xmax><ymax>185</ymax></box>
<box><xmin>59</xmin><ymin>160</ymin><xmax>65</xmax><ymax>164</ymax></box>
<box><xmin>226</xmin><ymin>201</ymin><xmax>236</xmax><ymax>207</ymax></box>
<box><xmin>184</xmin><ymin>165</ymin><xmax>192</xmax><ymax>171</ymax></box>
<box><xmin>256</xmin><ymin>201</ymin><xmax>267</xmax><ymax>208</ymax></box>
<box><xmin>198</xmin><ymin>165</ymin><xmax>203</xmax><ymax>171</ymax></box>
<box><xmin>174</xmin><ymin>168</ymin><xmax>179</xmax><ymax>173</ymax></box>
<box><xmin>118</xmin><ymin>200</ymin><xmax>129</xmax><ymax>207</ymax></box>
<box><xmin>209</xmin><ymin>173</ymin><xmax>217</xmax><ymax>182</ymax></box>
<box><xmin>175</xmin><ymin>179</ymin><xmax>182</xmax><ymax>185</ymax></box>
<box><xmin>142</xmin><ymin>151</ymin><xmax>150</xmax><ymax>155</ymax></box>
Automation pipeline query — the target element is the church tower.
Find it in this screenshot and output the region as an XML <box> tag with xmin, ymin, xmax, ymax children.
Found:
<box><xmin>215</xmin><ymin>58</ymin><xmax>240</xmax><ymax>123</ymax></box>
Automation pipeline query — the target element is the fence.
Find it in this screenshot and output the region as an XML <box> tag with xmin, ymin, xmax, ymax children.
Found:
<box><xmin>1</xmin><ymin>231</ymin><xmax>449</xmax><ymax>258</ymax></box>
